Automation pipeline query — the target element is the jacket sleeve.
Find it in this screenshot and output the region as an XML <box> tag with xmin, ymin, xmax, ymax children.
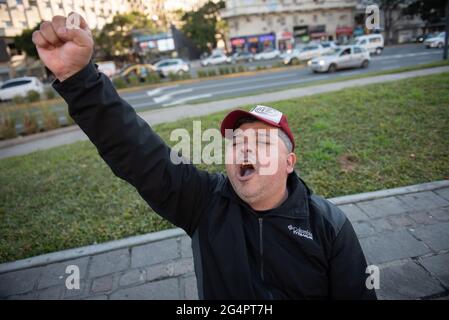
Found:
<box><xmin>328</xmin><ymin>218</ymin><xmax>378</xmax><ymax>300</ymax></box>
<box><xmin>53</xmin><ymin>62</ymin><xmax>218</xmax><ymax>236</ymax></box>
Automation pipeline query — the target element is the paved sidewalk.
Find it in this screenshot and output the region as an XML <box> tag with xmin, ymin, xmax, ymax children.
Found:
<box><xmin>0</xmin><ymin>180</ymin><xmax>448</xmax><ymax>300</ymax></box>
<box><xmin>1</xmin><ymin>66</ymin><xmax>449</xmax><ymax>160</ymax></box>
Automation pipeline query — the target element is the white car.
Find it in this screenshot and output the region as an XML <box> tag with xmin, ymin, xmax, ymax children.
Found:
<box><xmin>201</xmin><ymin>53</ymin><xmax>231</xmax><ymax>66</ymax></box>
<box><xmin>0</xmin><ymin>76</ymin><xmax>44</xmax><ymax>101</ymax></box>
<box><xmin>308</xmin><ymin>45</ymin><xmax>370</xmax><ymax>73</ymax></box>
<box><xmin>424</xmin><ymin>32</ymin><xmax>446</xmax><ymax>48</ymax></box>
<box><xmin>253</xmin><ymin>48</ymin><xmax>281</xmax><ymax>60</ymax></box>
<box><xmin>154</xmin><ymin>59</ymin><xmax>190</xmax><ymax>77</ymax></box>
<box><xmin>352</xmin><ymin>34</ymin><xmax>384</xmax><ymax>55</ymax></box>
<box><xmin>284</xmin><ymin>44</ymin><xmax>324</xmax><ymax>64</ymax></box>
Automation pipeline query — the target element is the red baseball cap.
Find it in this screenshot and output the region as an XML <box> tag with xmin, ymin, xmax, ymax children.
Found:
<box><xmin>220</xmin><ymin>105</ymin><xmax>295</xmax><ymax>151</ymax></box>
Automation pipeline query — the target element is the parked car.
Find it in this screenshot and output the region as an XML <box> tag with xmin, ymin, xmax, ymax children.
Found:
<box><xmin>253</xmin><ymin>48</ymin><xmax>281</xmax><ymax>60</ymax></box>
<box><xmin>308</xmin><ymin>45</ymin><xmax>370</xmax><ymax>73</ymax></box>
<box><xmin>415</xmin><ymin>33</ymin><xmax>436</xmax><ymax>43</ymax></box>
<box><xmin>113</xmin><ymin>64</ymin><xmax>156</xmax><ymax>83</ymax></box>
<box><xmin>0</xmin><ymin>76</ymin><xmax>44</xmax><ymax>101</ymax></box>
<box><xmin>284</xmin><ymin>44</ymin><xmax>324</xmax><ymax>64</ymax></box>
<box><xmin>424</xmin><ymin>32</ymin><xmax>446</xmax><ymax>48</ymax></box>
<box><xmin>231</xmin><ymin>51</ymin><xmax>254</xmax><ymax>63</ymax></box>
<box><xmin>352</xmin><ymin>34</ymin><xmax>384</xmax><ymax>55</ymax></box>
<box><xmin>201</xmin><ymin>53</ymin><xmax>231</xmax><ymax>66</ymax></box>
<box><xmin>320</xmin><ymin>41</ymin><xmax>338</xmax><ymax>54</ymax></box>
<box><xmin>154</xmin><ymin>59</ymin><xmax>190</xmax><ymax>77</ymax></box>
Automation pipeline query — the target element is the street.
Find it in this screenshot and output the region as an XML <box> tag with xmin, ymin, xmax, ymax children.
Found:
<box><xmin>121</xmin><ymin>43</ymin><xmax>445</xmax><ymax>111</ymax></box>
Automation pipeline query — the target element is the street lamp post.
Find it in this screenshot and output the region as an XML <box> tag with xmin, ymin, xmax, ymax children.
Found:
<box><xmin>444</xmin><ymin>0</ymin><xmax>449</xmax><ymax>60</ymax></box>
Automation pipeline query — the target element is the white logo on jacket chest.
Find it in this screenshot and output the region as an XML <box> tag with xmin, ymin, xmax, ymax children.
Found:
<box><xmin>288</xmin><ymin>225</ymin><xmax>313</xmax><ymax>240</ymax></box>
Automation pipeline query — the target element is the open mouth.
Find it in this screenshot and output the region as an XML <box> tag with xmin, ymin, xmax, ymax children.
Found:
<box><xmin>238</xmin><ymin>162</ymin><xmax>256</xmax><ymax>180</ymax></box>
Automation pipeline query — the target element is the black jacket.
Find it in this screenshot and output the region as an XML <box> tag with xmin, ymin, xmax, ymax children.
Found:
<box><xmin>53</xmin><ymin>62</ymin><xmax>377</xmax><ymax>300</ymax></box>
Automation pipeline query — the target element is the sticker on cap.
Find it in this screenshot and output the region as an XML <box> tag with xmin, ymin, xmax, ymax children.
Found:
<box><xmin>250</xmin><ymin>105</ymin><xmax>282</xmax><ymax>124</ymax></box>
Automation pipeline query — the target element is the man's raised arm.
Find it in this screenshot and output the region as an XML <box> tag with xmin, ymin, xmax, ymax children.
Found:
<box><xmin>32</xmin><ymin>13</ymin><xmax>217</xmax><ymax>235</ymax></box>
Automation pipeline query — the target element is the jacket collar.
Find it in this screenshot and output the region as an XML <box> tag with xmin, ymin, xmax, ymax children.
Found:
<box><xmin>220</xmin><ymin>171</ymin><xmax>312</xmax><ymax>219</ymax></box>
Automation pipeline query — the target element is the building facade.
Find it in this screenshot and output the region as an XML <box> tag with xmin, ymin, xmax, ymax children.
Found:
<box><xmin>221</xmin><ymin>0</ymin><xmax>358</xmax><ymax>53</ymax></box>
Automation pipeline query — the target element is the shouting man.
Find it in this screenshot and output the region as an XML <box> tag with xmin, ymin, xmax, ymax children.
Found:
<box><xmin>32</xmin><ymin>13</ymin><xmax>377</xmax><ymax>300</ymax></box>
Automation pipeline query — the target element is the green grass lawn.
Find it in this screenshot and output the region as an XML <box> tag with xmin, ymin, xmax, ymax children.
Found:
<box><xmin>1</xmin><ymin>72</ymin><xmax>448</xmax><ymax>263</ymax></box>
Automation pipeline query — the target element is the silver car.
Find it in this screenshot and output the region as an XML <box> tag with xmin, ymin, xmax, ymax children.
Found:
<box><xmin>308</xmin><ymin>45</ymin><xmax>370</xmax><ymax>73</ymax></box>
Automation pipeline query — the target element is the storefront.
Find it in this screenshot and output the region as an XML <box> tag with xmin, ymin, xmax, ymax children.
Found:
<box><xmin>293</xmin><ymin>25</ymin><xmax>309</xmax><ymax>44</ymax></box>
<box><xmin>278</xmin><ymin>31</ymin><xmax>293</xmax><ymax>51</ymax></box>
<box><xmin>336</xmin><ymin>26</ymin><xmax>353</xmax><ymax>44</ymax></box>
<box><xmin>309</xmin><ymin>25</ymin><xmax>327</xmax><ymax>41</ymax></box>
<box><xmin>230</xmin><ymin>33</ymin><xmax>276</xmax><ymax>53</ymax></box>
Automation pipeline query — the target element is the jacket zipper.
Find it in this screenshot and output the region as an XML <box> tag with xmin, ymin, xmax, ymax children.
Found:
<box><xmin>258</xmin><ymin>217</ymin><xmax>264</xmax><ymax>281</ymax></box>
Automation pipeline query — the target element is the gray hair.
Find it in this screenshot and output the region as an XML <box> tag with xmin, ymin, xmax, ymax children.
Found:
<box><xmin>233</xmin><ymin>116</ymin><xmax>293</xmax><ymax>153</ymax></box>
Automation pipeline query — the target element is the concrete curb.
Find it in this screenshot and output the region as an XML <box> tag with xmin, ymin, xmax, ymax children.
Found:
<box><xmin>0</xmin><ymin>125</ymin><xmax>79</xmax><ymax>150</ymax></box>
<box><xmin>1</xmin><ymin>180</ymin><xmax>447</xmax><ymax>274</ymax></box>
<box><xmin>0</xmin><ymin>228</ymin><xmax>186</xmax><ymax>274</ymax></box>
<box><xmin>328</xmin><ymin>180</ymin><xmax>449</xmax><ymax>205</ymax></box>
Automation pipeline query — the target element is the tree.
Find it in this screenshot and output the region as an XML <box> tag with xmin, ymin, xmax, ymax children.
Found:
<box><xmin>181</xmin><ymin>0</ymin><xmax>226</xmax><ymax>53</ymax></box>
<box><xmin>14</xmin><ymin>24</ymin><xmax>40</xmax><ymax>59</ymax></box>
<box><xmin>95</xmin><ymin>11</ymin><xmax>161</xmax><ymax>61</ymax></box>
<box><xmin>403</xmin><ymin>0</ymin><xmax>448</xmax><ymax>27</ymax></box>
<box><xmin>374</xmin><ymin>0</ymin><xmax>408</xmax><ymax>45</ymax></box>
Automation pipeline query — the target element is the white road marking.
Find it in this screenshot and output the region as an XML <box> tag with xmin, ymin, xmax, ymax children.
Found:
<box><xmin>153</xmin><ymin>88</ymin><xmax>193</xmax><ymax>103</ymax></box>
<box><xmin>146</xmin><ymin>85</ymin><xmax>179</xmax><ymax>97</ymax></box>
<box><xmin>162</xmin><ymin>93</ymin><xmax>213</xmax><ymax>107</ymax></box>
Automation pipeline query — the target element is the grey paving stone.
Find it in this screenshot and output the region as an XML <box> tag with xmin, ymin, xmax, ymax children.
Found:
<box><xmin>338</xmin><ymin>204</ymin><xmax>369</xmax><ymax>222</ymax></box>
<box><xmin>183</xmin><ymin>276</ymin><xmax>198</xmax><ymax>300</ymax></box>
<box><xmin>5</xmin><ymin>291</ymin><xmax>37</xmax><ymax>300</ymax></box>
<box><xmin>410</xmin><ymin>222</ymin><xmax>449</xmax><ymax>252</ymax></box>
<box><xmin>352</xmin><ymin>221</ymin><xmax>375</xmax><ymax>238</ymax></box>
<box><xmin>89</xmin><ymin>248</ymin><xmax>130</xmax><ymax>278</ymax></box>
<box><xmin>119</xmin><ymin>269</ymin><xmax>146</xmax><ymax>287</ymax></box>
<box><xmin>370</xmin><ymin>218</ymin><xmax>394</xmax><ymax>233</ymax></box>
<box><xmin>359</xmin><ymin>229</ymin><xmax>431</xmax><ymax>264</ymax></box>
<box><xmin>356</xmin><ymin>197</ymin><xmax>410</xmax><ymax>218</ymax></box>
<box><xmin>37</xmin><ymin>286</ymin><xmax>64</xmax><ymax>300</ymax></box>
<box><xmin>91</xmin><ymin>275</ymin><xmax>114</xmax><ymax>294</ymax></box>
<box><xmin>145</xmin><ymin>258</ymin><xmax>194</xmax><ymax>282</ymax></box>
<box><xmin>37</xmin><ymin>257</ymin><xmax>89</xmax><ymax>289</ymax></box>
<box><xmin>0</xmin><ymin>266</ymin><xmax>42</xmax><ymax>298</ymax></box>
<box><xmin>388</xmin><ymin>214</ymin><xmax>415</xmax><ymax>228</ymax></box>
<box><xmin>429</xmin><ymin>207</ymin><xmax>449</xmax><ymax>222</ymax></box>
<box><xmin>420</xmin><ymin>253</ymin><xmax>449</xmax><ymax>288</ymax></box>
<box><xmin>181</xmin><ymin>236</ymin><xmax>193</xmax><ymax>258</ymax></box>
<box><xmin>398</xmin><ymin>191</ymin><xmax>449</xmax><ymax>211</ymax></box>
<box><xmin>131</xmin><ymin>238</ymin><xmax>179</xmax><ymax>268</ymax></box>
<box><xmin>408</xmin><ymin>212</ymin><xmax>438</xmax><ymax>225</ymax></box>
<box><xmin>434</xmin><ymin>188</ymin><xmax>449</xmax><ymax>201</ymax></box>
<box><xmin>110</xmin><ymin>278</ymin><xmax>180</xmax><ymax>300</ymax></box>
<box><xmin>377</xmin><ymin>260</ymin><xmax>444</xmax><ymax>300</ymax></box>
<box><xmin>63</xmin><ymin>279</ymin><xmax>88</xmax><ymax>300</ymax></box>
<box><xmin>85</xmin><ymin>295</ymin><xmax>108</xmax><ymax>300</ymax></box>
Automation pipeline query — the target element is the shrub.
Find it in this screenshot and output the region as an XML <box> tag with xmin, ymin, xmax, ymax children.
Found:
<box><xmin>145</xmin><ymin>73</ymin><xmax>161</xmax><ymax>84</ymax></box>
<box><xmin>12</xmin><ymin>95</ymin><xmax>25</xmax><ymax>104</ymax></box>
<box><xmin>44</xmin><ymin>88</ymin><xmax>56</xmax><ymax>100</ymax></box>
<box><xmin>0</xmin><ymin>114</ymin><xmax>17</xmax><ymax>139</ymax></box>
<box><xmin>197</xmin><ymin>70</ymin><xmax>207</xmax><ymax>78</ymax></box>
<box><xmin>64</xmin><ymin>110</ymin><xmax>75</xmax><ymax>126</ymax></box>
<box><xmin>180</xmin><ymin>72</ymin><xmax>191</xmax><ymax>80</ymax></box>
<box><xmin>22</xmin><ymin>112</ymin><xmax>39</xmax><ymax>135</ymax></box>
<box><xmin>237</xmin><ymin>65</ymin><xmax>245</xmax><ymax>73</ymax></box>
<box><xmin>113</xmin><ymin>77</ymin><xmax>127</xmax><ymax>89</ymax></box>
<box><xmin>42</xmin><ymin>107</ymin><xmax>60</xmax><ymax>131</ymax></box>
<box><xmin>168</xmin><ymin>72</ymin><xmax>180</xmax><ymax>82</ymax></box>
<box><xmin>207</xmin><ymin>69</ymin><xmax>217</xmax><ymax>77</ymax></box>
<box><xmin>26</xmin><ymin>90</ymin><xmax>41</xmax><ymax>103</ymax></box>
<box><xmin>127</xmin><ymin>74</ymin><xmax>140</xmax><ymax>87</ymax></box>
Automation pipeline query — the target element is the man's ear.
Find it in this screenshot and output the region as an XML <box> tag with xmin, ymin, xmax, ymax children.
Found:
<box><xmin>286</xmin><ymin>152</ymin><xmax>297</xmax><ymax>174</ymax></box>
